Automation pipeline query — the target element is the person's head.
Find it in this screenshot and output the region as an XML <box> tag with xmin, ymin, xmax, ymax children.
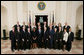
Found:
<box><xmin>65</xmin><ymin>22</ymin><xmax>67</xmax><ymax>26</ymax></box>
<box><xmin>33</xmin><ymin>27</ymin><xmax>36</xmax><ymax>31</ymax></box>
<box><xmin>58</xmin><ymin>23</ymin><xmax>61</xmax><ymax>27</ymax></box>
<box><xmin>23</xmin><ymin>21</ymin><xmax>25</xmax><ymax>25</ymax></box>
<box><xmin>55</xmin><ymin>23</ymin><xmax>57</xmax><ymax>26</ymax></box>
<box><xmin>49</xmin><ymin>25</ymin><xmax>52</xmax><ymax>30</ymax></box>
<box><xmin>28</xmin><ymin>23</ymin><xmax>31</xmax><ymax>26</ymax></box>
<box><xmin>12</xmin><ymin>26</ymin><xmax>15</xmax><ymax>31</ymax></box>
<box><xmin>59</xmin><ymin>26</ymin><xmax>61</xmax><ymax>31</ymax></box>
<box><xmin>52</xmin><ymin>22</ymin><xmax>54</xmax><ymax>25</ymax></box>
<box><xmin>28</xmin><ymin>28</ymin><xmax>30</xmax><ymax>32</ymax></box>
<box><xmin>17</xmin><ymin>21</ymin><xmax>19</xmax><ymax>25</ymax></box>
<box><xmin>64</xmin><ymin>28</ymin><xmax>67</xmax><ymax>32</ymax></box>
<box><xmin>69</xmin><ymin>27</ymin><xmax>71</xmax><ymax>32</ymax></box>
<box><xmin>44</xmin><ymin>22</ymin><xmax>46</xmax><ymax>25</ymax></box>
<box><xmin>37</xmin><ymin>22</ymin><xmax>40</xmax><ymax>26</ymax></box>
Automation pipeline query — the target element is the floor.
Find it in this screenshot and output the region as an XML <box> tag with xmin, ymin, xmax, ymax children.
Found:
<box><xmin>1</xmin><ymin>39</ymin><xmax>83</xmax><ymax>54</ymax></box>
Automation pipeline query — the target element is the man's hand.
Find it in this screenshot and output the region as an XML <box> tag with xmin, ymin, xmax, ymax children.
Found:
<box><xmin>27</xmin><ymin>40</ymin><xmax>29</xmax><ymax>42</ymax></box>
<box><xmin>49</xmin><ymin>36</ymin><xmax>51</xmax><ymax>39</ymax></box>
<box><xmin>22</xmin><ymin>39</ymin><xmax>24</xmax><ymax>41</ymax></box>
<box><xmin>46</xmin><ymin>39</ymin><xmax>48</xmax><ymax>40</ymax></box>
<box><xmin>16</xmin><ymin>39</ymin><xmax>18</xmax><ymax>41</ymax></box>
<box><xmin>60</xmin><ymin>39</ymin><xmax>62</xmax><ymax>41</ymax></box>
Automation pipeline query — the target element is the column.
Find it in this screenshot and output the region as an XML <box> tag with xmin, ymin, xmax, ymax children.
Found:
<box><xmin>17</xmin><ymin>1</ymin><xmax>23</xmax><ymax>25</ymax></box>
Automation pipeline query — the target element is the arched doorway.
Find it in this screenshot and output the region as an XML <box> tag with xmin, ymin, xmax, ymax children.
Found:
<box><xmin>1</xmin><ymin>5</ymin><xmax>8</xmax><ymax>38</ymax></box>
<box><xmin>76</xmin><ymin>5</ymin><xmax>83</xmax><ymax>38</ymax></box>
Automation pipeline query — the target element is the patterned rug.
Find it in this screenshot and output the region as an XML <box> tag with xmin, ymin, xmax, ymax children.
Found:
<box><xmin>1</xmin><ymin>39</ymin><xmax>83</xmax><ymax>54</ymax></box>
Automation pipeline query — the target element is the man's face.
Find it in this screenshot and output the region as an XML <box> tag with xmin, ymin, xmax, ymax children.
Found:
<box><xmin>65</xmin><ymin>22</ymin><xmax>67</xmax><ymax>26</ymax></box>
<box><xmin>69</xmin><ymin>28</ymin><xmax>71</xmax><ymax>32</ymax></box>
<box><xmin>44</xmin><ymin>22</ymin><xmax>46</xmax><ymax>25</ymax></box>
<box><xmin>12</xmin><ymin>27</ymin><xmax>14</xmax><ymax>30</ymax></box>
<box><xmin>64</xmin><ymin>29</ymin><xmax>66</xmax><ymax>32</ymax></box>
<box><xmin>28</xmin><ymin>28</ymin><xmax>30</xmax><ymax>32</ymax></box>
<box><xmin>59</xmin><ymin>27</ymin><xmax>61</xmax><ymax>31</ymax></box>
<box><xmin>17</xmin><ymin>22</ymin><xmax>19</xmax><ymax>25</ymax></box>
<box><xmin>23</xmin><ymin>22</ymin><xmax>25</xmax><ymax>25</ymax></box>
<box><xmin>38</xmin><ymin>22</ymin><xmax>40</xmax><ymax>25</ymax></box>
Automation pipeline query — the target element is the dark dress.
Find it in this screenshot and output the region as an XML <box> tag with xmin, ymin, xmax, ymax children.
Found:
<box><xmin>9</xmin><ymin>30</ymin><xmax>16</xmax><ymax>51</ymax></box>
<box><xmin>53</xmin><ymin>31</ymin><xmax>58</xmax><ymax>49</ymax></box>
<box><xmin>58</xmin><ymin>31</ymin><xmax>63</xmax><ymax>50</ymax></box>
<box><xmin>32</xmin><ymin>31</ymin><xmax>37</xmax><ymax>43</ymax></box>
<box><xmin>66</xmin><ymin>32</ymin><xmax>74</xmax><ymax>51</ymax></box>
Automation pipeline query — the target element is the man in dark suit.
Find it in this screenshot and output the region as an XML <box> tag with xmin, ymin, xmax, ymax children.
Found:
<box><xmin>66</xmin><ymin>28</ymin><xmax>74</xmax><ymax>51</ymax></box>
<box><xmin>21</xmin><ymin>26</ymin><xmax>27</xmax><ymax>50</ymax></box>
<box><xmin>37</xmin><ymin>26</ymin><xmax>43</xmax><ymax>48</ymax></box>
<box><xmin>53</xmin><ymin>28</ymin><xmax>58</xmax><ymax>49</ymax></box>
<box><xmin>26</xmin><ymin>28</ymin><xmax>32</xmax><ymax>49</ymax></box>
<box><xmin>9</xmin><ymin>26</ymin><xmax>16</xmax><ymax>52</ymax></box>
<box><xmin>43</xmin><ymin>26</ymin><xmax>50</xmax><ymax>49</ymax></box>
<box><xmin>58</xmin><ymin>26</ymin><xmax>63</xmax><ymax>50</ymax></box>
<box><xmin>32</xmin><ymin>27</ymin><xmax>38</xmax><ymax>48</ymax></box>
<box><xmin>16</xmin><ymin>26</ymin><xmax>22</xmax><ymax>51</ymax></box>
<box><xmin>63</xmin><ymin>22</ymin><xmax>70</xmax><ymax>33</ymax></box>
<box><xmin>49</xmin><ymin>25</ymin><xmax>54</xmax><ymax>49</ymax></box>
<box><xmin>14</xmin><ymin>21</ymin><xmax>21</xmax><ymax>31</ymax></box>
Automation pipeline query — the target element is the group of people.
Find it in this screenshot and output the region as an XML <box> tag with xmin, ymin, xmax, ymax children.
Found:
<box><xmin>9</xmin><ymin>21</ymin><xmax>74</xmax><ymax>52</ymax></box>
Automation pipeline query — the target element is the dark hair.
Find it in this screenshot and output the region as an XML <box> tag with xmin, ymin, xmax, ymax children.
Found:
<box><xmin>64</xmin><ymin>28</ymin><xmax>67</xmax><ymax>31</ymax></box>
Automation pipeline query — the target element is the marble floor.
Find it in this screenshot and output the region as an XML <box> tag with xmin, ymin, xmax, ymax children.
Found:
<box><xmin>1</xmin><ymin>39</ymin><xmax>83</xmax><ymax>54</ymax></box>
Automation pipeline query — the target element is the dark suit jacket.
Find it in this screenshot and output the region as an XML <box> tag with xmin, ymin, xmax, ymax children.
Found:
<box><xmin>43</xmin><ymin>30</ymin><xmax>49</xmax><ymax>41</ymax></box>
<box><xmin>36</xmin><ymin>29</ymin><xmax>43</xmax><ymax>42</ymax></box>
<box><xmin>9</xmin><ymin>30</ymin><xmax>16</xmax><ymax>42</ymax></box>
<box><xmin>16</xmin><ymin>31</ymin><xmax>22</xmax><ymax>42</ymax></box>
<box><xmin>53</xmin><ymin>31</ymin><xmax>58</xmax><ymax>41</ymax></box>
<box><xmin>21</xmin><ymin>30</ymin><xmax>27</xmax><ymax>41</ymax></box>
<box><xmin>26</xmin><ymin>32</ymin><xmax>32</xmax><ymax>42</ymax></box>
<box><xmin>67</xmin><ymin>32</ymin><xmax>74</xmax><ymax>43</ymax></box>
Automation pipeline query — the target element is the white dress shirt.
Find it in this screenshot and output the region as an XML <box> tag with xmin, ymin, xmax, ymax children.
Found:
<box><xmin>63</xmin><ymin>32</ymin><xmax>68</xmax><ymax>42</ymax></box>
